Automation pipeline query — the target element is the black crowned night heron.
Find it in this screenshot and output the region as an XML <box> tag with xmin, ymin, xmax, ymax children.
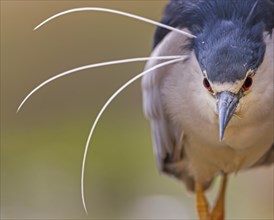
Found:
<box><xmin>142</xmin><ymin>0</ymin><xmax>274</xmax><ymax>219</ymax></box>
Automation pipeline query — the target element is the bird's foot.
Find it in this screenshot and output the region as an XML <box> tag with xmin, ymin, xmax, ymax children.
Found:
<box><xmin>196</xmin><ymin>182</ymin><xmax>210</xmax><ymax>220</ymax></box>
<box><xmin>210</xmin><ymin>174</ymin><xmax>227</xmax><ymax>220</ymax></box>
<box><xmin>196</xmin><ymin>174</ymin><xmax>228</xmax><ymax>220</ymax></box>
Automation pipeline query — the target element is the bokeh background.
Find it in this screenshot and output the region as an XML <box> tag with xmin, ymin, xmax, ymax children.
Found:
<box><xmin>1</xmin><ymin>1</ymin><xmax>273</xmax><ymax>219</ymax></box>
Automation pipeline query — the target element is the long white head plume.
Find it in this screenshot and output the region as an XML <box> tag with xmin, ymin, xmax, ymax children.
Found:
<box><xmin>80</xmin><ymin>56</ymin><xmax>188</xmax><ymax>214</ymax></box>
<box><xmin>33</xmin><ymin>7</ymin><xmax>196</xmax><ymax>38</ymax></box>
<box><xmin>17</xmin><ymin>56</ymin><xmax>183</xmax><ymax>113</ymax></box>
<box><xmin>24</xmin><ymin>6</ymin><xmax>195</xmax><ymax>215</ymax></box>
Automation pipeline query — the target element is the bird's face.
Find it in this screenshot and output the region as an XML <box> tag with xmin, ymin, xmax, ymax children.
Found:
<box><xmin>194</xmin><ymin>20</ymin><xmax>266</xmax><ymax>140</ymax></box>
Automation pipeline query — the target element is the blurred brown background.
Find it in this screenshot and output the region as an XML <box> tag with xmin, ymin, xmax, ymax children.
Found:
<box><xmin>1</xmin><ymin>1</ymin><xmax>273</xmax><ymax>219</ymax></box>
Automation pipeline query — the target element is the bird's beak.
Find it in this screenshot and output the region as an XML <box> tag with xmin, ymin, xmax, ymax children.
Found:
<box><xmin>217</xmin><ymin>91</ymin><xmax>239</xmax><ymax>141</ymax></box>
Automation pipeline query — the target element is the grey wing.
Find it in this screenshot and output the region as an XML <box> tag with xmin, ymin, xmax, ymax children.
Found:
<box><xmin>142</xmin><ymin>30</ymin><xmax>197</xmax><ymax>190</ymax></box>
<box><xmin>252</xmin><ymin>30</ymin><xmax>274</xmax><ymax>168</ymax></box>
<box><xmin>252</xmin><ymin>144</ymin><xmax>274</xmax><ymax>167</ymax></box>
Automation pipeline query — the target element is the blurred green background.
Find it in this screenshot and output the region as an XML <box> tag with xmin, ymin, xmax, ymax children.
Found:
<box><xmin>1</xmin><ymin>1</ymin><xmax>273</xmax><ymax>219</ymax></box>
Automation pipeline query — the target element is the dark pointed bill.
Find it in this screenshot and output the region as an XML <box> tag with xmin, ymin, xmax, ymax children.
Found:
<box><xmin>217</xmin><ymin>91</ymin><xmax>239</xmax><ymax>141</ymax></box>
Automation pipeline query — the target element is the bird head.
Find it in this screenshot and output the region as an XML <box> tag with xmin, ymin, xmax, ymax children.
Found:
<box><xmin>193</xmin><ymin>20</ymin><xmax>266</xmax><ymax>141</ymax></box>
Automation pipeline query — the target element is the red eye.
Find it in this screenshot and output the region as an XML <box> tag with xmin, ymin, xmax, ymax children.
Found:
<box><xmin>242</xmin><ymin>76</ymin><xmax>253</xmax><ymax>90</ymax></box>
<box><xmin>203</xmin><ymin>78</ymin><xmax>212</xmax><ymax>91</ymax></box>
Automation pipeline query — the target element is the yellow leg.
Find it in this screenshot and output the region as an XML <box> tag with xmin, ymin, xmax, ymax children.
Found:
<box><xmin>196</xmin><ymin>182</ymin><xmax>210</xmax><ymax>220</ymax></box>
<box><xmin>210</xmin><ymin>174</ymin><xmax>228</xmax><ymax>220</ymax></box>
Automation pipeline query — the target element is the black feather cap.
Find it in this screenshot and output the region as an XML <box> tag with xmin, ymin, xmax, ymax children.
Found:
<box><xmin>154</xmin><ymin>0</ymin><xmax>274</xmax><ymax>83</ymax></box>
